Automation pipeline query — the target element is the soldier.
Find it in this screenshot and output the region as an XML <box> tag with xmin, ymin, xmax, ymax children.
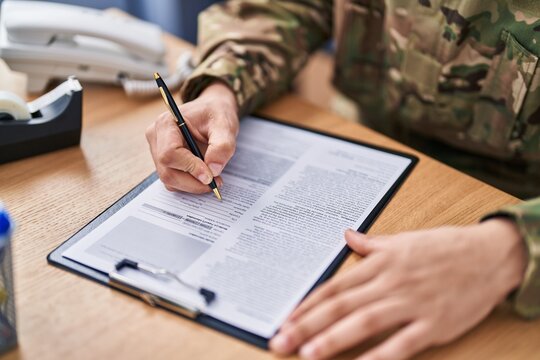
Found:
<box><xmin>145</xmin><ymin>1</ymin><xmax>540</xmax><ymax>359</ymax></box>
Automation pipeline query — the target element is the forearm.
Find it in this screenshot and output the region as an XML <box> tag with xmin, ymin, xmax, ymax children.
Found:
<box><xmin>181</xmin><ymin>0</ymin><xmax>333</xmax><ymax>115</ymax></box>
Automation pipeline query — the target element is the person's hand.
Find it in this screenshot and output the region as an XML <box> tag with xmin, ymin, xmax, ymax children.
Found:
<box><xmin>146</xmin><ymin>81</ymin><xmax>239</xmax><ymax>193</ymax></box>
<box><xmin>270</xmin><ymin>219</ymin><xmax>526</xmax><ymax>360</ymax></box>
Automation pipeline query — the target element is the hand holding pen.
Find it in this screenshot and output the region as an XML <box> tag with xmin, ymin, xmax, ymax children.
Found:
<box><xmin>146</xmin><ymin>77</ymin><xmax>239</xmax><ymax>198</ymax></box>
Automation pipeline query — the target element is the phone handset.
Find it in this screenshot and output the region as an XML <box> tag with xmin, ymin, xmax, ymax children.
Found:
<box><xmin>0</xmin><ymin>1</ymin><xmax>194</xmax><ymax>96</ymax></box>
<box><xmin>5</xmin><ymin>1</ymin><xmax>165</xmax><ymax>63</ymax></box>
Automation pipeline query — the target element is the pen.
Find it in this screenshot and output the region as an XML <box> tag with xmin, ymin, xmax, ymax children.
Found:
<box><xmin>154</xmin><ymin>72</ymin><xmax>222</xmax><ymax>201</ymax></box>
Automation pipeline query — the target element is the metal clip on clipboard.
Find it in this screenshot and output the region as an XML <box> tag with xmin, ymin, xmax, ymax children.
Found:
<box><xmin>108</xmin><ymin>259</ymin><xmax>216</xmax><ymax>319</ymax></box>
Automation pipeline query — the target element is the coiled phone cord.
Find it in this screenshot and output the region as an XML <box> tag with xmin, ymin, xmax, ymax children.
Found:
<box><xmin>120</xmin><ymin>51</ymin><xmax>194</xmax><ymax>97</ymax></box>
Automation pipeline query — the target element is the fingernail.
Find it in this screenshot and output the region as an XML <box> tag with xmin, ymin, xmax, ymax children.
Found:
<box><xmin>280</xmin><ymin>322</ymin><xmax>292</xmax><ymax>331</ymax></box>
<box><xmin>300</xmin><ymin>342</ymin><xmax>318</xmax><ymax>359</ymax></box>
<box><xmin>216</xmin><ymin>178</ymin><xmax>224</xmax><ymax>187</ymax></box>
<box><xmin>270</xmin><ymin>334</ymin><xmax>290</xmax><ymax>353</ymax></box>
<box><xmin>208</xmin><ymin>163</ymin><xmax>223</xmax><ymax>177</ymax></box>
<box><xmin>197</xmin><ymin>173</ymin><xmax>212</xmax><ymax>185</ymax></box>
<box><xmin>346</xmin><ymin>229</ymin><xmax>365</xmax><ymax>237</ymax></box>
<box><xmin>345</xmin><ymin>229</ymin><xmax>357</xmax><ymax>237</ymax></box>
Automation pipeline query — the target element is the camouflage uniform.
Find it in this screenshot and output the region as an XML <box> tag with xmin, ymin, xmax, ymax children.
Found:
<box><xmin>181</xmin><ymin>0</ymin><xmax>540</xmax><ymax>318</ymax></box>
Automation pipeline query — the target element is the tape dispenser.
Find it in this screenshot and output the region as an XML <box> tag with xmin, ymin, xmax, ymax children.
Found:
<box><xmin>0</xmin><ymin>77</ymin><xmax>82</xmax><ymax>164</ymax></box>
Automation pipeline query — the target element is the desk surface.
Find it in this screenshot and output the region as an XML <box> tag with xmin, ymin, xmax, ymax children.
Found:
<box><xmin>1</xmin><ymin>34</ymin><xmax>539</xmax><ymax>360</ymax></box>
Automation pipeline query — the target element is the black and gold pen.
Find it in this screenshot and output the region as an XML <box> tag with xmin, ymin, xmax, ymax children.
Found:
<box><xmin>154</xmin><ymin>72</ymin><xmax>222</xmax><ymax>201</ymax></box>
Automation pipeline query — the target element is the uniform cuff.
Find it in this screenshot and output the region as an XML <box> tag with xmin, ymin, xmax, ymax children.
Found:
<box><xmin>180</xmin><ymin>53</ymin><xmax>256</xmax><ymax>117</ymax></box>
<box><xmin>482</xmin><ymin>198</ymin><xmax>540</xmax><ymax>319</ymax></box>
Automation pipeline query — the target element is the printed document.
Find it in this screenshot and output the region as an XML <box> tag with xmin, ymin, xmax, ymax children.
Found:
<box><xmin>63</xmin><ymin>116</ymin><xmax>412</xmax><ymax>338</ymax></box>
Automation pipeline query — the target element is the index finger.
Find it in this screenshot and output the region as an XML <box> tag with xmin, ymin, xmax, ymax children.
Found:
<box><xmin>285</xmin><ymin>253</ymin><xmax>386</xmax><ymax>324</ymax></box>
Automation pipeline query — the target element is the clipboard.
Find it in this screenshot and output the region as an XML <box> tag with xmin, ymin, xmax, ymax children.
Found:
<box><xmin>48</xmin><ymin>115</ymin><xmax>418</xmax><ymax>349</ymax></box>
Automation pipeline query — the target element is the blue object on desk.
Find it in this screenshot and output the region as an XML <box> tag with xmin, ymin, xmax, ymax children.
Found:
<box><xmin>0</xmin><ymin>210</ymin><xmax>10</xmax><ymax>238</ymax></box>
<box><xmin>0</xmin><ymin>203</ymin><xmax>16</xmax><ymax>354</ymax></box>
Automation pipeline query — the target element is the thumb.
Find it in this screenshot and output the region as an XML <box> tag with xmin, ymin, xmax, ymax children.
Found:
<box><xmin>345</xmin><ymin>229</ymin><xmax>379</xmax><ymax>255</ymax></box>
<box><xmin>204</xmin><ymin>127</ymin><xmax>237</xmax><ymax>177</ymax></box>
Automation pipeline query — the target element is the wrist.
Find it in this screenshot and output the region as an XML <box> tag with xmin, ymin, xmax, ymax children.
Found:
<box><xmin>199</xmin><ymin>81</ymin><xmax>238</xmax><ymax>113</ymax></box>
<box><xmin>479</xmin><ymin>218</ymin><xmax>527</xmax><ymax>296</ymax></box>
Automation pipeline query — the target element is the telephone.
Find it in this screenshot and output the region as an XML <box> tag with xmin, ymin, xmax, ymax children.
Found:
<box><xmin>0</xmin><ymin>0</ymin><xmax>193</xmax><ymax>96</ymax></box>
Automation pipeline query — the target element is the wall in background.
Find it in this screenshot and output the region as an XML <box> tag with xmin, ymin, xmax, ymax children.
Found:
<box><xmin>0</xmin><ymin>0</ymin><xmax>220</xmax><ymax>43</ymax></box>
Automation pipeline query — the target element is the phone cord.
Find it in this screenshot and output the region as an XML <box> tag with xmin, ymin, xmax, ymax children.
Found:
<box><xmin>120</xmin><ymin>51</ymin><xmax>194</xmax><ymax>97</ymax></box>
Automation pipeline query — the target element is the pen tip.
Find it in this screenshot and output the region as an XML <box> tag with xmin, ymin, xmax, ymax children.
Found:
<box><xmin>213</xmin><ymin>188</ymin><xmax>222</xmax><ymax>201</ymax></box>
<box><xmin>153</xmin><ymin>72</ymin><xmax>161</xmax><ymax>80</ymax></box>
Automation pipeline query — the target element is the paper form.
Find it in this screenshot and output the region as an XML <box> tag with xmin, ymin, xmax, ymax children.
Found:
<box><xmin>63</xmin><ymin>116</ymin><xmax>412</xmax><ymax>338</ymax></box>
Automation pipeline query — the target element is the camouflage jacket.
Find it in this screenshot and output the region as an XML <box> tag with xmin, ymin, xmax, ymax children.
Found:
<box><xmin>181</xmin><ymin>0</ymin><xmax>540</xmax><ymax>317</ymax></box>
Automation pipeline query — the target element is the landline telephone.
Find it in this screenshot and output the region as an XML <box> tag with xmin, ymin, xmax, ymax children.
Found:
<box><xmin>0</xmin><ymin>0</ymin><xmax>193</xmax><ymax>96</ymax></box>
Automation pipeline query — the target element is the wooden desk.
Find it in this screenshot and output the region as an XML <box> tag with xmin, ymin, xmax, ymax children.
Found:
<box><xmin>1</xmin><ymin>36</ymin><xmax>538</xmax><ymax>360</ymax></box>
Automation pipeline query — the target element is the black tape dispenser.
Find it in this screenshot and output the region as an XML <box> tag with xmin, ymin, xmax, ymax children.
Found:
<box><xmin>0</xmin><ymin>77</ymin><xmax>82</xmax><ymax>164</ymax></box>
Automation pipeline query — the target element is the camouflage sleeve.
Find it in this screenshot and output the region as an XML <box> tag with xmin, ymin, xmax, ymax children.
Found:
<box><xmin>483</xmin><ymin>197</ymin><xmax>540</xmax><ymax>319</ymax></box>
<box><xmin>180</xmin><ymin>0</ymin><xmax>333</xmax><ymax>115</ymax></box>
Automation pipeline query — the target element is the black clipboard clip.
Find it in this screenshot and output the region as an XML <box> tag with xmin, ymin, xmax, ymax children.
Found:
<box><xmin>108</xmin><ymin>259</ymin><xmax>216</xmax><ymax>319</ymax></box>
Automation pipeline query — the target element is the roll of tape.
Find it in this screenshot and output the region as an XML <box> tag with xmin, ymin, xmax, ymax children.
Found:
<box><xmin>0</xmin><ymin>91</ymin><xmax>31</xmax><ymax>121</ymax></box>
